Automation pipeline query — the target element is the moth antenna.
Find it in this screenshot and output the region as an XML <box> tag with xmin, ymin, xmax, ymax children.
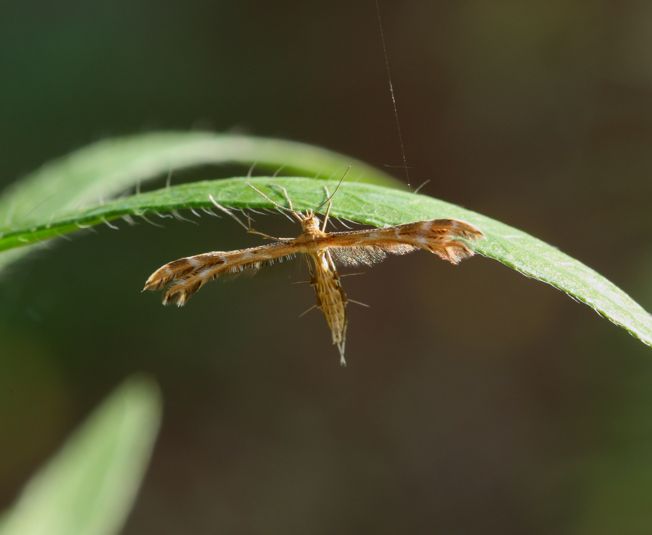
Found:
<box><xmin>316</xmin><ymin>166</ymin><xmax>350</xmax><ymax>212</ymax></box>
<box><xmin>413</xmin><ymin>179</ymin><xmax>431</xmax><ymax>194</ymax></box>
<box><xmin>375</xmin><ymin>0</ymin><xmax>411</xmax><ymax>189</ymax></box>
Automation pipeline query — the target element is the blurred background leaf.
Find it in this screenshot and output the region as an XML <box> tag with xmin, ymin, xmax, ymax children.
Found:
<box><xmin>0</xmin><ymin>377</ymin><xmax>161</xmax><ymax>535</ymax></box>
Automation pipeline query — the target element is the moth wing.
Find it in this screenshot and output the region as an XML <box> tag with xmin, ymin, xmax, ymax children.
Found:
<box><xmin>144</xmin><ymin>242</ymin><xmax>297</xmax><ymax>306</ymax></box>
<box><xmin>326</xmin><ymin>219</ymin><xmax>482</xmax><ymax>266</ymax></box>
<box><xmin>329</xmin><ymin>243</ymin><xmax>416</xmax><ymax>267</ymax></box>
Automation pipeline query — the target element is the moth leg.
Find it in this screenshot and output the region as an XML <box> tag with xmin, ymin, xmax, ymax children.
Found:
<box><xmin>348</xmin><ymin>298</ymin><xmax>370</xmax><ymax>308</ymax></box>
<box><xmin>272</xmin><ymin>184</ymin><xmax>307</xmax><ymax>223</ymax></box>
<box><xmin>247</xmin><ymin>183</ymin><xmax>302</xmax><ymax>223</ymax></box>
<box><xmin>208</xmin><ymin>194</ymin><xmax>248</xmax><ymax>228</ymax></box>
<box><xmin>241</xmin><ymin>212</ymin><xmax>285</xmax><ymax>241</ymax></box>
<box><xmin>245</xmin><ymin>228</ymin><xmax>284</xmax><ymax>241</ymax></box>
<box><xmin>298</xmin><ymin>304</ymin><xmax>318</xmax><ymax>318</ymax></box>
<box><xmin>321</xmin><ymin>186</ymin><xmax>333</xmax><ymax>231</ymax></box>
<box><xmin>210</xmin><ymin>191</ymin><xmax>286</xmax><ymax>241</ymax></box>
<box><xmin>274</xmin><ymin>185</ymin><xmax>295</xmax><ymax>212</ymax></box>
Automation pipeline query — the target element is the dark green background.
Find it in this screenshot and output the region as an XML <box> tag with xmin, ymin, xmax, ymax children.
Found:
<box><xmin>1</xmin><ymin>1</ymin><xmax>651</xmax><ymax>533</ymax></box>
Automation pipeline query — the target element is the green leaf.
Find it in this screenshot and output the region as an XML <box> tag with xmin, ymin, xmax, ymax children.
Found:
<box><xmin>0</xmin><ymin>131</ymin><xmax>398</xmax><ymax>229</ymax></box>
<box><xmin>0</xmin><ymin>131</ymin><xmax>398</xmax><ymax>270</ymax></box>
<box><xmin>0</xmin><ymin>377</ymin><xmax>161</xmax><ymax>535</ymax></box>
<box><xmin>1</xmin><ymin>176</ymin><xmax>649</xmax><ymax>348</ymax></box>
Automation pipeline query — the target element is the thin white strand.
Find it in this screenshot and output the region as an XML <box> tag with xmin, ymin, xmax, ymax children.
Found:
<box><xmin>102</xmin><ymin>217</ymin><xmax>119</xmax><ymax>230</ymax></box>
<box><xmin>155</xmin><ymin>211</ymin><xmax>174</xmax><ymax>219</ymax></box>
<box><xmin>171</xmin><ymin>210</ymin><xmax>199</xmax><ymax>225</ymax></box>
<box><xmin>139</xmin><ymin>213</ymin><xmax>165</xmax><ymax>228</ymax></box>
<box><xmin>247</xmin><ymin>161</ymin><xmax>258</xmax><ymax>178</ymax></box>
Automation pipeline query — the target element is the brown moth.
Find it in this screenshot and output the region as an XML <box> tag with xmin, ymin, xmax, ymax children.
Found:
<box><xmin>143</xmin><ymin>184</ymin><xmax>483</xmax><ymax>365</ymax></box>
<box><xmin>144</xmin><ymin>3</ymin><xmax>483</xmax><ymax>366</ymax></box>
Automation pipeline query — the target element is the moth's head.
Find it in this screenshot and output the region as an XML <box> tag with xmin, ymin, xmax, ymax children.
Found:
<box><xmin>300</xmin><ymin>210</ymin><xmax>322</xmax><ymax>235</ymax></box>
